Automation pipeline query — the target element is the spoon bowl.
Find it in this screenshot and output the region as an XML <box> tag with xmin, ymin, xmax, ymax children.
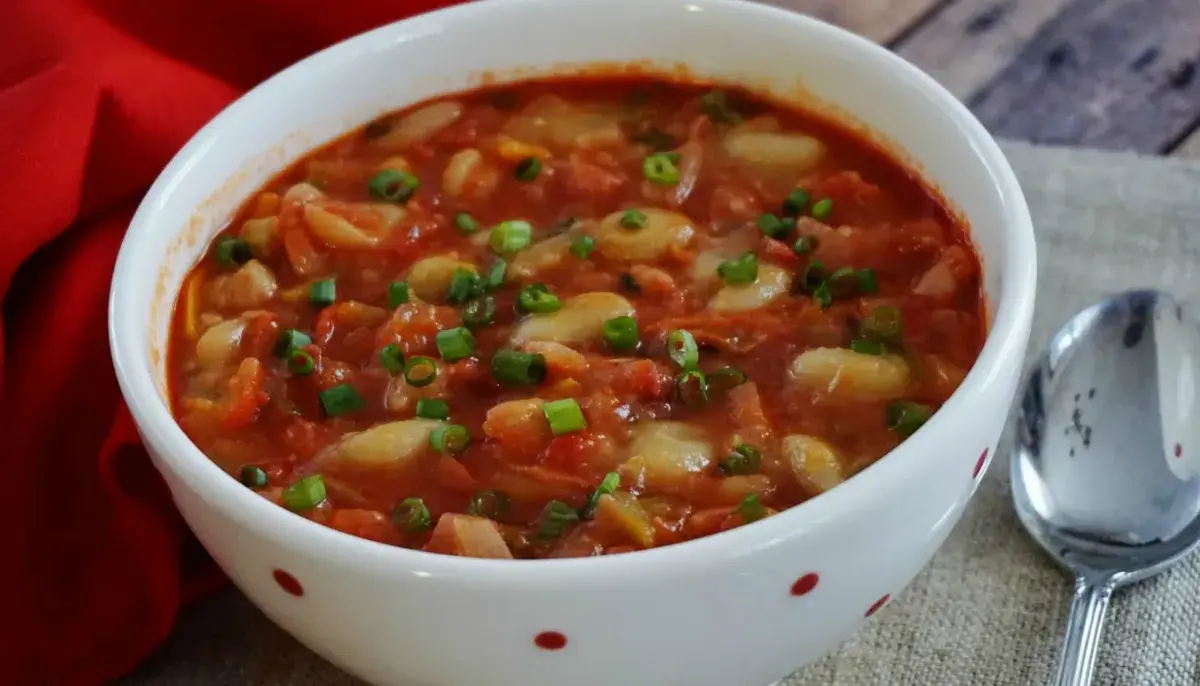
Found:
<box><xmin>1013</xmin><ymin>289</ymin><xmax>1200</xmax><ymax>686</ymax></box>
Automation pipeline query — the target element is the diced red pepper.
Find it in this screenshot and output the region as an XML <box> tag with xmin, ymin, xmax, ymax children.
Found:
<box><xmin>759</xmin><ymin>236</ymin><xmax>799</xmax><ymax>268</ymax></box>
<box><xmin>222</xmin><ymin>357</ymin><xmax>269</xmax><ymax>429</ymax></box>
<box><xmin>544</xmin><ymin>431</ymin><xmax>597</xmax><ymax>472</ymax></box>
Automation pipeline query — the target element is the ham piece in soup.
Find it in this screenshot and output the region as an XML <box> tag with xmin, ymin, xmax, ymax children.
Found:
<box><xmin>168</xmin><ymin>76</ymin><xmax>985</xmax><ymax>559</ymax></box>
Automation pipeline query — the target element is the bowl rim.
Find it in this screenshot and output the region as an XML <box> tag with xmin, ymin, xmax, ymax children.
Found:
<box><xmin>108</xmin><ymin>0</ymin><xmax>1036</xmax><ymax>584</ymax></box>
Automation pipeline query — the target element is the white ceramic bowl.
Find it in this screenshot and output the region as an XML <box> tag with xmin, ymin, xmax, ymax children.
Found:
<box><xmin>109</xmin><ymin>1</ymin><xmax>1036</xmax><ymax>684</ymax></box>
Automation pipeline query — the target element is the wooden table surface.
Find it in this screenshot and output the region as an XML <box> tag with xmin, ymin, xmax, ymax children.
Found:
<box><xmin>768</xmin><ymin>0</ymin><xmax>1200</xmax><ymax>158</ymax></box>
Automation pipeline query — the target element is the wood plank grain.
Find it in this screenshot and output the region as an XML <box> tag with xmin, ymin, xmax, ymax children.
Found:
<box><xmin>964</xmin><ymin>0</ymin><xmax>1200</xmax><ymax>152</ymax></box>
<box><xmin>761</xmin><ymin>0</ymin><xmax>944</xmax><ymax>44</ymax></box>
<box><xmin>894</xmin><ymin>0</ymin><xmax>1075</xmax><ymax>98</ymax></box>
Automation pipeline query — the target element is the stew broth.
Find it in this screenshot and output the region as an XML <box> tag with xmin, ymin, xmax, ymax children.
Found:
<box><xmin>169</xmin><ymin>76</ymin><xmax>984</xmax><ymax>559</ymax></box>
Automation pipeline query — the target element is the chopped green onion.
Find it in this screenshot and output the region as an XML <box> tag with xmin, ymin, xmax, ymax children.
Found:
<box><xmin>603</xmin><ymin>316</ymin><xmax>639</xmax><ymax>353</ymax></box>
<box><xmin>288</xmin><ymin>349</ymin><xmax>315</xmax><ymax>375</ymax></box>
<box><xmin>783</xmin><ymin>188</ymin><xmax>811</xmax><ymax>216</ymax></box>
<box><xmin>813</xmin><ymin>281</ymin><xmax>833</xmax><ymax>309</ymax></box>
<box><xmin>811</xmin><ymin>197</ymin><xmax>834</xmax><ymax>220</ymax></box>
<box><xmin>446</xmin><ymin>269</ymin><xmax>483</xmax><ymax>305</ymax></box>
<box><xmin>857</xmin><ymin>268</ymin><xmax>880</xmax><ymax>295</ymax></box>
<box><xmin>491</xmin><ymin>349</ymin><xmax>547</xmax><ymax>386</ymax></box>
<box><xmin>430</xmin><ymin>423</ymin><xmax>471</xmax><ymax>455</ymax></box>
<box><xmin>570</xmin><ymin>235</ymin><xmax>596</xmax><ymax>259</ymax></box>
<box><xmin>581</xmin><ymin>472</ymin><xmax>620</xmax><ymax>520</ymax></box>
<box><xmin>700</xmin><ymin>90</ymin><xmax>741</xmax><ymax>124</ymax></box>
<box><xmin>466</xmin><ymin>490</ymin><xmax>511</xmax><ymax>519</ymax></box>
<box><xmin>756</xmin><ymin>213</ymin><xmax>790</xmax><ymax>239</ymax></box>
<box><xmin>416</xmin><ymin>398</ymin><xmax>450</xmax><ymax>420</ymax></box>
<box><xmin>239</xmin><ymin>465</ymin><xmax>268</xmax><ymax>490</ymax></box>
<box><xmin>849</xmin><ymin>338</ymin><xmax>885</xmax><ymax>355</ymax></box>
<box><xmin>620</xmin><ymin>209</ymin><xmax>647</xmax><ymax>229</ymax></box>
<box><xmin>708</xmin><ymin>366</ymin><xmax>748</xmax><ymax>393</ymax></box>
<box><xmin>273</xmin><ymin>329</ymin><xmax>312</xmax><ymax>358</ymax></box>
<box><xmin>388</xmin><ymin>281</ymin><xmax>410</xmax><ymax>308</ymax></box>
<box><xmin>516</xmin><ymin>284</ymin><xmax>561</xmax><ymax>314</ymax></box>
<box><xmin>282</xmin><ymin>474</ymin><xmax>326</xmax><ymax>512</ymax></box>
<box><xmin>717</xmin><ymin>252</ymin><xmax>758</xmax><ymax>285</ymax></box>
<box><xmin>537</xmin><ymin>500</ymin><xmax>580</xmax><ymax>539</ymax></box>
<box><xmin>543</xmin><ymin>398</ymin><xmax>587</xmax><ymax>436</ymax></box>
<box><xmin>392</xmin><ymin>497</ymin><xmax>432</xmax><ymax>532</ymax></box>
<box><xmin>379</xmin><ymin>344</ymin><xmax>405</xmax><ymax>375</ymax></box>
<box><xmin>792</xmin><ymin>234</ymin><xmax>818</xmax><ymax>256</ymax></box>
<box><xmin>736</xmin><ymin>494</ymin><xmax>767</xmax><ymax>523</ymax></box>
<box><xmin>435</xmin><ymin>326</ymin><xmax>476</xmax><ymax>362</ymax></box>
<box><xmin>719</xmin><ymin>444</ymin><xmax>762</xmax><ymax>475</ymax></box>
<box><xmin>619</xmin><ymin>272</ymin><xmax>641</xmax><ymax>295</ymax></box>
<box><xmin>634</xmin><ymin>128</ymin><xmax>676</xmax><ymax>150</ymax></box>
<box><xmin>676</xmin><ymin>370</ymin><xmax>708</xmax><ymax>407</ymax></box>
<box><xmin>367</xmin><ymin>169</ymin><xmax>419</xmax><ymax>203</ymax></box>
<box><xmin>483</xmin><ymin>259</ymin><xmax>507</xmax><ymax>291</ymax></box>
<box><xmin>462</xmin><ymin>296</ymin><xmax>496</xmax><ymax>330</ymax></box>
<box><xmin>643</xmin><ymin>153</ymin><xmax>680</xmax><ymax>186</ymax></box>
<box><xmin>863</xmin><ymin>306</ymin><xmax>904</xmax><ymax>344</ymax></box>
<box><xmin>798</xmin><ymin>261</ymin><xmax>826</xmax><ymax>293</ymax></box>
<box><xmin>214</xmin><ymin>237</ymin><xmax>253</xmax><ymax>268</ymax></box>
<box><xmin>514</xmin><ymin>156</ymin><xmax>542</xmax><ymax>181</ymax></box>
<box><xmin>454</xmin><ymin>212</ymin><xmax>480</xmax><ymax>234</ymax></box>
<box><xmin>828</xmin><ymin>266</ymin><xmax>859</xmax><ymax>295</ymax></box>
<box><xmin>490</xmin><ymin>220</ymin><xmax>533</xmax><ymax>253</ymax></box>
<box><xmin>887</xmin><ymin>401</ymin><xmax>933</xmax><ymax>437</ymax></box>
<box><xmin>319</xmin><ymin>384</ymin><xmax>364</xmax><ymax>417</ymax></box>
<box><xmin>667</xmin><ymin>329</ymin><xmax>700</xmax><ymax>370</ymax></box>
<box><xmin>309</xmin><ymin>278</ymin><xmax>336</xmax><ymax>307</ymax></box>
<box><xmin>403</xmin><ymin>356</ymin><xmax>438</xmax><ymax>387</ymax></box>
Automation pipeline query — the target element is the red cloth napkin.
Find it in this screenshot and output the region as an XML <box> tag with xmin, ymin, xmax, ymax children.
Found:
<box><xmin>1</xmin><ymin>1</ymin><xmax>461</xmax><ymax>683</ymax></box>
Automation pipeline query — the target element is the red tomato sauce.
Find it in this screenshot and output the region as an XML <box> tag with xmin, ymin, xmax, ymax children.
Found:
<box><xmin>168</xmin><ymin>76</ymin><xmax>985</xmax><ymax>559</ymax></box>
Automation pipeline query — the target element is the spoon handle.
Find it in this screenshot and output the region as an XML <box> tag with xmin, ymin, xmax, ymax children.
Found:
<box><xmin>1053</xmin><ymin>577</ymin><xmax>1114</xmax><ymax>686</ymax></box>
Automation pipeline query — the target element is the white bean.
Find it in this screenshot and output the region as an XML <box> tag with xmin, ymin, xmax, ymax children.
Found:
<box><xmin>510</xmin><ymin>292</ymin><xmax>634</xmax><ymax>346</ymax></box>
<box><xmin>690</xmin><ymin>231</ymin><xmax>758</xmax><ymax>285</ymax></box>
<box><xmin>595</xmin><ymin>208</ymin><xmax>694</xmax><ymax>263</ymax></box>
<box><xmin>783</xmin><ymin>434</ymin><xmax>845</xmax><ymax>493</ymax></box>
<box><xmin>282</xmin><ymin>182</ymin><xmax>323</xmax><ymax>205</ymax></box>
<box><xmin>501</xmin><ymin>95</ymin><xmax>624</xmax><ymax>149</ymax></box>
<box><xmin>374</xmin><ymin>101</ymin><xmax>463</xmax><ymax>151</ymax></box>
<box><xmin>621</xmin><ymin>421</ymin><xmax>713</xmax><ymax>492</ymax></box>
<box><xmin>194</xmin><ymin>318</ymin><xmax>245</xmax><ymax>368</ymax></box>
<box><xmin>239</xmin><ymin>217</ymin><xmax>278</xmax><ymax>257</ymax></box>
<box><xmin>724</xmin><ymin>129</ymin><xmax>825</xmax><ymax>173</ymax></box>
<box><xmin>709</xmin><ymin>263</ymin><xmax>791</xmax><ymax>312</ymax></box>
<box><xmin>482</xmin><ymin>398</ymin><xmax>548</xmax><ymax>445</ymax></box>
<box><xmin>208</xmin><ymin>260</ymin><xmax>278</xmax><ymax>311</ymax></box>
<box><xmin>303</xmin><ymin>202</ymin><xmax>405</xmax><ymax>249</ymax></box>
<box><xmin>377</xmin><ymin>156</ymin><xmax>412</xmax><ymax>172</ymax></box>
<box><xmin>443</xmin><ymin>148</ymin><xmax>499</xmax><ymax>199</ymax></box>
<box><xmin>330</xmin><ymin>419</ymin><xmax>440</xmax><ymax>465</ymax></box>
<box><xmin>407</xmin><ymin>255</ymin><xmax>477</xmax><ymax>303</ymax></box>
<box><xmin>714</xmin><ymin>474</ymin><xmax>776</xmax><ymax>505</ymax></box>
<box><xmin>509</xmin><ymin>232</ymin><xmax>575</xmax><ymax>279</ymax></box>
<box><xmin>789</xmin><ymin>347</ymin><xmax>911</xmax><ymax>400</ymax></box>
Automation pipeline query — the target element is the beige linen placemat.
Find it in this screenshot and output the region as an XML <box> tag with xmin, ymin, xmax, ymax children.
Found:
<box><xmin>122</xmin><ymin>141</ymin><xmax>1200</xmax><ymax>686</ymax></box>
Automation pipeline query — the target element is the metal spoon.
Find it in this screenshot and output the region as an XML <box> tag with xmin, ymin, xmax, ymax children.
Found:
<box><xmin>1012</xmin><ymin>289</ymin><xmax>1200</xmax><ymax>686</ymax></box>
